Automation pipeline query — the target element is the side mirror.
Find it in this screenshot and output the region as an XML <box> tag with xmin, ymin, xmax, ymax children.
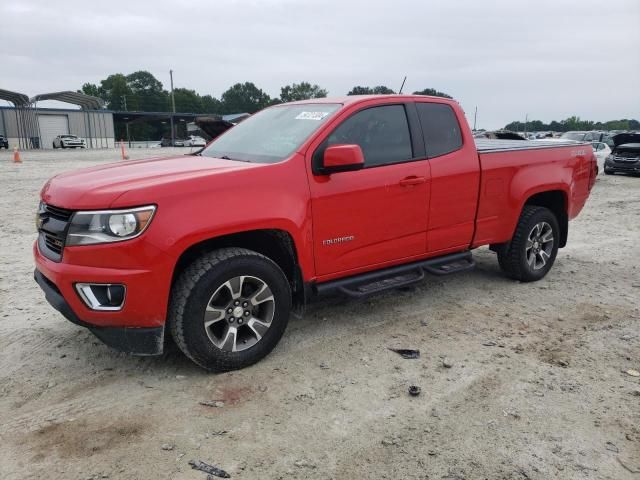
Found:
<box><xmin>320</xmin><ymin>144</ymin><xmax>365</xmax><ymax>174</ymax></box>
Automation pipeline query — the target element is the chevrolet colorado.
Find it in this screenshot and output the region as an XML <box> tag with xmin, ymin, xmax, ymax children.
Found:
<box><xmin>34</xmin><ymin>95</ymin><xmax>597</xmax><ymax>371</ymax></box>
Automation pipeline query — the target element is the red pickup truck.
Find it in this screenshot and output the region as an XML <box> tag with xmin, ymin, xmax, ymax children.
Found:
<box><xmin>34</xmin><ymin>95</ymin><xmax>597</xmax><ymax>371</ymax></box>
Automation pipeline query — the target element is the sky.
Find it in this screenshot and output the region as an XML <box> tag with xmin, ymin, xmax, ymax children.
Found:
<box><xmin>1</xmin><ymin>0</ymin><xmax>639</xmax><ymax>130</ymax></box>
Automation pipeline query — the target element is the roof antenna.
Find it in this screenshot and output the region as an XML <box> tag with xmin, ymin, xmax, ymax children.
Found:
<box><xmin>398</xmin><ymin>76</ymin><xmax>407</xmax><ymax>94</ymax></box>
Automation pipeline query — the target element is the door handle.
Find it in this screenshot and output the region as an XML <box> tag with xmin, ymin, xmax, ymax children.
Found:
<box><xmin>399</xmin><ymin>176</ymin><xmax>426</xmax><ymax>186</ymax></box>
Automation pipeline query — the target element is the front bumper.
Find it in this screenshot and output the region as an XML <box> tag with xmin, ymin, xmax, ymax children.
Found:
<box><xmin>33</xmin><ymin>239</ymin><xmax>173</xmax><ymax>355</ymax></box>
<box><xmin>605</xmin><ymin>159</ymin><xmax>640</xmax><ymax>174</ymax></box>
<box><xmin>34</xmin><ymin>270</ymin><xmax>163</xmax><ymax>355</ymax></box>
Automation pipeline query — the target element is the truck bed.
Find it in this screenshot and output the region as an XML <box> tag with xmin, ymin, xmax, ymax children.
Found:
<box><xmin>474</xmin><ymin>138</ymin><xmax>584</xmax><ymax>153</ymax></box>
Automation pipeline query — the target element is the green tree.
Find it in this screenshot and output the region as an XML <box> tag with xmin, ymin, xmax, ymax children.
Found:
<box><xmin>347</xmin><ymin>85</ymin><xmax>372</xmax><ymax>95</ymax></box>
<box><xmin>371</xmin><ymin>85</ymin><xmax>395</xmax><ymax>94</ymax></box>
<box><xmin>99</xmin><ymin>74</ymin><xmax>131</xmax><ymax>110</ymax></box>
<box><xmin>201</xmin><ymin>95</ymin><xmax>222</xmax><ymax>113</ymax></box>
<box><xmin>347</xmin><ymin>85</ymin><xmax>395</xmax><ymax>95</ymax></box>
<box><xmin>172</xmin><ymin>88</ymin><xmax>203</xmax><ymax>113</ymax></box>
<box><xmin>125</xmin><ymin>71</ymin><xmax>168</xmax><ymax>111</ymax></box>
<box><xmin>79</xmin><ymin>82</ymin><xmax>101</xmax><ymax>98</ymax></box>
<box><xmin>220</xmin><ymin>82</ymin><xmax>271</xmax><ymax>114</ymax></box>
<box><xmin>413</xmin><ymin>88</ymin><xmax>452</xmax><ymax>99</ymax></box>
<box><xmin>280</xmin><ymin>82</ymin><xmax>328</xmax><ymax>102</ymax></box>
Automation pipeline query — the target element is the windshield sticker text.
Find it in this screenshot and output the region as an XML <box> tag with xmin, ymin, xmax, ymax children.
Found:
<box><xmin>295</xmin><ymin>111</ymin><xmax>330</xmax><ymax>121</ymax></box>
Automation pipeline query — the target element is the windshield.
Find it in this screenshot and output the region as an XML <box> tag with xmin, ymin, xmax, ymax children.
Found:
<box><xmin>201</xmin><ymin>103</ymin><xmax>341</xmax><ymax>163</ymax></box>
<box><xmin>560</xmin><ymin>132</ymin><xmax>585</xmax><ymax>141</ymax></box>
<box><xmin>61</xmin><ymin>135</ymin><xmax>78</xmax><ymax>139</ymax></box>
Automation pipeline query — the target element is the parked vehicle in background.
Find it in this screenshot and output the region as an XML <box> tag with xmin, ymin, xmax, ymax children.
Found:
<box><xmin>52</xmin><ymin>135</ymin><xmax>86</xmax><ymax>149</ymax></box>
<box><xmin>604</xmin><ymin>133</ymin><xmax>640</xmax><ymax>176</ymax></box>
<box><xmin>0</xmin><ymin>135</ymin><xmax>8</xmax><ymax>149</ymax></box>
<box><xmin>184</xmin><ymin>135</ymin><xmax>207</xmax><ymax>147</ymax></box>
<box><xmin>560</xmin><ymin>131</ymin><xmax>604</xmax><ymax>142</ymax></box>
<box><xmin>591</xmin><ymin>142</ymin><xmax>611</xmax><ymax>170</ymax></box>
<box><xmin>160</xmin><ymin>137</ymin><xmax>186</xmax><ymax>147</ymax></box>
<box><xmin>475</xmin><ymin>130</ymin><xmax>525</xmax><ymax>140</ymax></box>
<box><xmin>33</xmin><ymin>94</ymin><xmax>598</xmax><ymax>372</ymax></box>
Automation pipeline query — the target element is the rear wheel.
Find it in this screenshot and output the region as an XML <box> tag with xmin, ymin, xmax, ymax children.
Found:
<box><xmin>168</xmin><ymin>248</ymin><xmax>291</xmax><ymax>372</ymax></box>
<box><xmin>497</xmin><ymin>206</ymin><xmax>559</xmax><ymax>282</ymax></box>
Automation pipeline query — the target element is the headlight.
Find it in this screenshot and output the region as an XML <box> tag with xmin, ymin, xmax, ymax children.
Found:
<box><xmin>66</xmin><ymin>205</ymin><xmax>156</xmax><ymax>246</ymax></box>
<box><xmin>35</xmin><ymin>201</ymin><xmax>45</xmax><ymax>231</ymax></box>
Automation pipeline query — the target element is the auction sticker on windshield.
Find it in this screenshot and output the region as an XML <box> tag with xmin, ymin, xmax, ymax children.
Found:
<box><xmin>295</xmin><ymin>111</ymin><xmax>330</xmax><ymax>120</ymax></box>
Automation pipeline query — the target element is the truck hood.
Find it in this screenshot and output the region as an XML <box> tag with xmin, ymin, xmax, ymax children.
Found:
<box><xmin>41</xmin><ymin>155</ymin><xmax>261</xmax><ymax>209</ymax></box>
<box><xmin>612</xmin><ymin>133</ymin><xmax>640</xmax><ymax>147</ymax></box>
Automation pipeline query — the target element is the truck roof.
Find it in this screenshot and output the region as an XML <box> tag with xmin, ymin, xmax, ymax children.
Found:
<box><xmin>283</xmin><ymin>94</ymin><xmax>456</xmax><ymax>106</ymax></box>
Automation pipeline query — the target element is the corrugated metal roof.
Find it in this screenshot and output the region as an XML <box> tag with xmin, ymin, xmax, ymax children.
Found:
<box><xmin>0</xmin><ymin>88</ymin><xmax>30</xmax><ymax>106</ymax></box>
<box><xmin>30</xmin><ymin>91</ymin><xmax>104</xmax><ymax>110</ymax></box>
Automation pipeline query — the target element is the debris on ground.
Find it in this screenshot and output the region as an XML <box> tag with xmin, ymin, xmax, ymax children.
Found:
<box><xmin>625</xmin><ymin>369</ymin><xmax>640</xmax><ymax>377</ymax></box>
<box><xmin>482</xmin><ymin>341</ymin><xmax>497</xmax><ymax>347</ymax></box>
<box><xmin>408</xmin><ymin>385</ymin><xmax>421</xmax><ymax>396</ymax></box>
<box><xmin>161</xmin><ymin>443</ymin><xmax>174</xmax><ymax>451</ymax></box>
<box><xmin>388</xmin><ymin>348</ymin><xmax>420</xmax><ymax>359</ymax></box>
<box><xmin>188</xmin><ymin>460</ymin><xmax>231</xmax><ymax>478</ymax></box>
<box><xmin>604</xmin><ymin>441</ymin><xmax>618</xmax><ymax>453</ymax></box>
<box><xmin>442</xmin><ymin>357</ymin><xmax>454</xmax><ymax>368</ymax></box>
<box><xmin>293</xmin><ymin>459</ymin><xmax>317</xmax><ymax>469</ymax></box>
<box><xmin>199</xmin><ymin>400</ymin><xmax>225</xmax><ymax>408</ymax></box>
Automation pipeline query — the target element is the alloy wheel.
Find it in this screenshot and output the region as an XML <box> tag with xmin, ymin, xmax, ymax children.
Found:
<box><xmin>203</xmin><ymin>275</ymin><xmax>275</xmax><ymax>352</ymax></box>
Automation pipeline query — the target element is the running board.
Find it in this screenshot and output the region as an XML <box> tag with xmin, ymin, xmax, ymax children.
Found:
<box><xmin>315</xmin><ymin>251</ymin><xmax>475</xmax><ymax>299</ymax></box>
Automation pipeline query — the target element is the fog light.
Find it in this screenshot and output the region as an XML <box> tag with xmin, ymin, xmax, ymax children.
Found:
<box><xmin>75</xmin><ymin>283</ymin><xmax>126</xmax><ymax>311</ymax></box>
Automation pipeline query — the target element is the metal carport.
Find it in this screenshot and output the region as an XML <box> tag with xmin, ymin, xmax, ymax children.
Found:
<box><xmin>30</xmin><ymin>91</ymin><xmax>108</xmax><ymax>148</ymax></box>
<box><xmin>0</xmin><ymin>88</ymin><xmax>39</xmax><ymax>149</ymax></box>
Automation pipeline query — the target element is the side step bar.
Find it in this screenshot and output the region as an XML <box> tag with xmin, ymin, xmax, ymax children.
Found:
<box><xmin>314</xmin><ymin>251</ymin><xmax>475</xmax><ymax>299</ymax></box>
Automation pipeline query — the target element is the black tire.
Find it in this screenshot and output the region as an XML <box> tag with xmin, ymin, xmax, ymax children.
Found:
<box><xmin>497</xmin><ymin>206</ymin><xmax>559</xmax><ymax>282</ymax></box>
<box><xmin>604</xmin><ymin>169</ymin><xmax>613</xmax><ymax>175</ymax></box>
<box><xmin>52</xmin><ymin>142</ymin><xmax>57</xmax><ymax>149</ymax></box>
<box><xmin>168</xmin><ymin>248</ymin><xmax>291</xmax><ymax>372</ymax></box>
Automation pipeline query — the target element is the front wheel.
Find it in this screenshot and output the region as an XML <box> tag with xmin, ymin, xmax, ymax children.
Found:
<box><xmin>497</xmin><ymin>206</ymin><xmax>559</xmax><ymax>282</ymax></box>
<box><xmin>168</xmin><ymin>248</ymin><xmax>291</xmax><ymax>372</ymax></box>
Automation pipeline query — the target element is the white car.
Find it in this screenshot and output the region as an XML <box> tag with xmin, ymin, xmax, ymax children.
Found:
<box><xmin>184</xmin><ymin>135</ymin><xmax>207</xmax><ymax>147</ymax></box>
<box><xmin>53</xmin><ymin>135</ymin><xmax>86</xmax><ymax>149</ymax></box>
<box><xmin>592</xmin><ymin>142</ymin><xmax>611</xmax><ymax>170</ymax></box>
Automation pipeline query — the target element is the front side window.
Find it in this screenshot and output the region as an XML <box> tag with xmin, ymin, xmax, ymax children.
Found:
<box><xmin>201</xmin><ymin>103</ymin><xmax>340</xmax><ymax>163</ymax></box>
<box><xmin>324</xmin><ymin>105</ymin><xmax>413</xmax><ymax>167</ymax></box>
<box><xmin>415</xmin><ymin>102</ymin><xmax>463</xmax><ymax>158</ymax></box>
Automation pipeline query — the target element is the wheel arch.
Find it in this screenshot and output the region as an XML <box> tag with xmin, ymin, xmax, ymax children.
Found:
<box><xmin>523</xmin><ymin>189</ymin><xmax>569</xmax><ymax>248</ymax></box>
<box><xmin>170</xmin><ymin>229</ymin><xmax>306</xmax><ymax>310</ymax></box>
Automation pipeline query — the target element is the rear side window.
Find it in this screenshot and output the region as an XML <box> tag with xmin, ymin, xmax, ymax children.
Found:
<box><xmin>326</xmin><ymin>105</ymin><xmax>413</xmax><ymax>167</ymax></box>
<box><xmin>416</xmin><ymin>103</ymin><xmax>463</xmax><ymax>158</ymax></box>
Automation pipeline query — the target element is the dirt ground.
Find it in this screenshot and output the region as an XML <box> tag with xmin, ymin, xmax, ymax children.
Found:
<box><xmin>0</xmin><ymin>148</ymin><xmax>638</xmax><ymax>480</ymax></box>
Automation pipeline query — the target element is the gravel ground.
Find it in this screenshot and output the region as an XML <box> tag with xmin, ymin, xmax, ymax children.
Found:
<box><xmin>0</xmin><ymin>148</ymin><xmax>638</xmax><ymax>480</ymax></box>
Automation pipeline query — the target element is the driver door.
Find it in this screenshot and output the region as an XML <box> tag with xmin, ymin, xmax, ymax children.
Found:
<box><xmin>306</xmin><ymin>104</ymin><xmax>431</xmax><ymax>278</ymax></box>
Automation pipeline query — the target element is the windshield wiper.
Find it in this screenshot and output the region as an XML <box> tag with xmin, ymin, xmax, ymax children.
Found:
<box><xmin>219</xmin><ymin>155</ymin><xmax>251</xmax><ymax>163</ymax></box>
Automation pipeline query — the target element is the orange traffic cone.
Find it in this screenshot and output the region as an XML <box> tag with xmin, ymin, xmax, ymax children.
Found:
<box><xmin>13</xmin><ymin>146</ymin><xmax>22</xmax><ymax>163</ymax></box>
<box><xmin>120</xmin><ymin>139</ymin><xmax>129</xmax><ymax>160</ymax></box>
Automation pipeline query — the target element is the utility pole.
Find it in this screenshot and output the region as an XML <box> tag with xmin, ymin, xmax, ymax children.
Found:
<box><xmin>473</xmin><ymin>106</ymin><xmax>478</xmax><ymax>131</ymax></box>
<box><xmin>123</xmin><ymin>96</ymin><xmax>130</xmax><ymax>147</ymax></box>
<box><xmin>170</xmin><ymin>69</ymin><xmax>176</xmax><ymax>146</ymax></box>
<box><xmin>524</xmin><ymin>113</ymin><xmax>528</xmax><ymax>137</ymax></box>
